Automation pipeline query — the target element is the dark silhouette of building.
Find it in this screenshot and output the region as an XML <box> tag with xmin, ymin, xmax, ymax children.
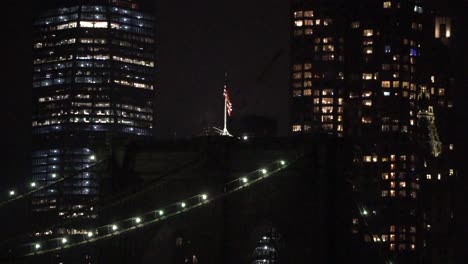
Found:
<box><xmin>290</xmin><ymin>0</ymin><xmax>458</xmax><ymax>263</ymax></box>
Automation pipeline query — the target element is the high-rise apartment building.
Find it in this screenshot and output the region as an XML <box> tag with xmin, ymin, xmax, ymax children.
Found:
<box><xmin>31</xmin><ymin>0</ymin><xmax>156</xmax><ymax>238</ymax></box>
<box><xmin>290</xmin><ymin>0</ymin><xmax>457</xmax><ymax>263</ymax></box>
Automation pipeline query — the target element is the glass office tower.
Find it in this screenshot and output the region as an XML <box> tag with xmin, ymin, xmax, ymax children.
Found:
<box><xmin>31</xmin><ymin>0</ymin><xmax>156</xmax><ymax>237</ymax></box>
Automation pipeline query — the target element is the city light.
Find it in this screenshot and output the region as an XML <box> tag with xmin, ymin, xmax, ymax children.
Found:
<box><xmin>9</xmin><ymin>190</ymin><xmax>15</xmax><ymax>196</ymax></box>
<box><xmin>51</xmin><ymin>173</ymin><xmax>57</xmax><ymax>178</ymax></box>
<box><xmin>90</xmin><ymin>155</ymin><xmax>96</xmax><ymax>161</ymax></box>
<box><xmin>30</xmin><ymin>182</ymin><xmax>37</xmax><ymax>188</ymax></box>
<box><xmin>280</xmin><ymin>160</ymin><xmax>286</xmax><ymax>165</ymax></box>
<box><xmin>242</xmin><ymin>135</ymin><xmax>248</xmax><ymax>141</ymax></box>
<box><xmin>21</xmin><ymin>158</ymin><xmax>296</xmax><ymax>256</ymax></box>
<box><xmin>35</xmin><ymin>243</ymin><xmax>41</xmax><ymax>249</ymax></box>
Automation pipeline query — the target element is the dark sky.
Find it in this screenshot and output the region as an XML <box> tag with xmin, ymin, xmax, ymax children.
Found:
<box><xmin>153</xmin><ymin>0</ymin><xmax>290</xmax><ymax>138</ymax></box>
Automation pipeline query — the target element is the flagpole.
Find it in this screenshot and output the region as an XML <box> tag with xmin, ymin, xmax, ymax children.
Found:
<box><xmin>223</xmin><ymin>92</ymin><xmax>227</xmax><ymax>133</ymax></box>
<box><xmin>222</xmin><ymin>72</ymin><xmax>231</xmax><ymax>136</ymax></box>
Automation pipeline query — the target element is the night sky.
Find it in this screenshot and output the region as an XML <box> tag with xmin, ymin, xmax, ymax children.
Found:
<box><xmin>0</xmin><ymin>0</ymin><xmax>467</xmax><ymax>243</ymax></box>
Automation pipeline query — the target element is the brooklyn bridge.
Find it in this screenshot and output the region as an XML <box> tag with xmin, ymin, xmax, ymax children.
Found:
<box><xmin>0</xmin><ymin>136</ymin><xmax>387</xmax><ymax>264</ymax></box>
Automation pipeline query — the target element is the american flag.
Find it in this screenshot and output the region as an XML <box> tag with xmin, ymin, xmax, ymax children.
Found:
<box><xmin>224</xmin><ymin>85</ymin><xmax>233</xmax><ymax>117</ymax></box>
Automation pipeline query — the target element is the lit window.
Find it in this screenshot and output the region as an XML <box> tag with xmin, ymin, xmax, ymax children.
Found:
<box><xmin>385</xmin><ymin>45</ymin><xmax>391</xmax><ymax>53</ymax></box>
<box><xmin>363</xmin><ymin>47</ymin><xmax>374</xmax><ymax>54</ymax></box>
<box><xmin>382</xmin><ymin>81</ymin><xmax>391</xmax><ymax>88</ymax></box>
<box><xmin>56</xmin><ymin>22</ymin><xmax>77</xmax><ymax>30</ymax></box>
<box><xmin>361</xmin><ymin>117</ymin><xmax>372</xmax><ymax>124</ymax></box>
<box><xmin>293</xmin><ymin>11</ymin><xmax>303</xmax><ymax>18</ymax></box>
<box><xmin>292</xmin><ymin>125</ymin><xmax>301</xmax><ymax>132</ymax></box>
<box><xmin>80</xmin><ymin>21</ymin><xmax>108</xmax><ymax>28</ymax></box>
<box><xmin>414</xmin><ymin>6</ymin><xmax>423</xmax><ymax>13</ymax></box>
<box><xmin>351</xmin><ymin>21</ymin><xmax>360</xmax><ymax>29</ymax></box>
<box><xmin>303</xmin><ymin>89</ymin><xmax>312</xmax><ymax>96</ymax></box>
<box><xmin>362</xmin><ymin>73</ymin><xmax>373</xmax><ymax>80</ymax></box>
<box><xmin>383</xmin><ymin>1</ymin><xmax>391</xmax><ymax>8</ymax></box>
<box><xmin>294</xmin><ymin>20</ymin><xmax>303</xmax><ymax>27</ymax></box>
<box><xmin>304</xmin><ymin>11</ymin><xmax>314</xmax><ymax>17</ymax></box>
<box><xmin>323</xmin><ymin>45</ymin><xmax>334</xmax><ymax>52</ymax></box>
<box><xmin>322</xmin><ymin>89</ymin><xmax>333</xmax><ymax>96</ymax></box>
<box><xmin>323</xmin><ymin>18</ymin><xmax>332</xmax><ymax>26</ymax></box>
<box><xmin>293</xmin><ymin>64</ymin><xmax>302</xmax><ymax>71</ymax></box>
<box><xmin>321</xmin><ymin>115</ymin><xmax>334</xmax><ymax>122</ymax></box>
<box><xmin>363</xmin><ymin>29</ymin><xmax>373</xmax><ymax>36</ymax></box>
<box><xmin>438</xmin><ymin>88</ymin><xmax>445</xmax><ymax>96</ymax></box>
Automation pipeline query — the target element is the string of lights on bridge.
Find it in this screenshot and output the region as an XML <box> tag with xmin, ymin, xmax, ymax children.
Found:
<box><xmin>0</xmin><ymin>156</ymin><xmax>103</xmax><ymax>209</ymax></box>
<box><xmin>19</xmin><ymin>157</ymin><xmax>297</xmax><ymax>257</ymax></box>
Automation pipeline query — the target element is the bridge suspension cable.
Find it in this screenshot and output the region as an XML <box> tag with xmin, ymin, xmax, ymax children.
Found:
<box><xmin>0</xmin><ymin>156</ymin><xmax>206</xmax><ymax>252</ymax></box>
<box><xmin>14</xmin><ymin>157</ymin><xmax>299</xmax><ymax>257</ymax></box>
<box><xmin>0</xmin><ymin>157</ymin><xmax>104</xmax><ymax>209</ymax></box>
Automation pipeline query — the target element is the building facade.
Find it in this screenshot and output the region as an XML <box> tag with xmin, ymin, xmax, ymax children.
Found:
<box><xmin>31</xmin><ymin>0</ymin><xmax>156</xmax><ymax>241</ymax></box>
<box><xmin>290</xmin><ymin>0</ymin><xmax>458</xmax><ymax>263</ymax></box>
